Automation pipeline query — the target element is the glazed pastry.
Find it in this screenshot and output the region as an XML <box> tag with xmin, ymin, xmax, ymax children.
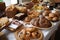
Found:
<box><xmin>0</xmin><ymin>17</ymin><xmax>9</xmax><ymax>28</ymax></box>
<box><xmin>26</xmin><ymin>27</ymin><xmax>37</xmax><ymax>32</ymax></box>
<box><xmin>30</xmin><ymin>16</ymin><xmax>52</xmax><ymax>28</ymax></box>
<box><xmin>5</xmin><ymin>5</ymin><xmax>17</xmax><ymax>18</ymax></box>
<box><xmin>28</xmin><ymin>10</ymin><xmax>40</xmax><ymax>18</ymax></box>
<box><xmin>45</xmin><ymin>16</ymin><xmax>52</xmax><ymax>21</ymax></box>
<box><xmin>24</xmin><ymin>10</ymin><xmax>40</xmax><ymax>23</ymax></box>
<box><xmin>42</xmin><ymin>10</ymin><xmax>51</xmax><ymax>16</ymax></box>
<box><xmin>18</xmin><ymin>27</ymin><xmax>43</xmax><ymax>40</ymax></box>
<box><xmin>52</xmin><ymin>17</ymin><xmax>58</xmax><ymax>22</ymax></box>
<box><xmin>24</xmin><ymin>17</ymin><xmax>32</xmax><ymax>22</ymax></box>
<box><xmin>45</xmin><ymin>12</ymin><xmax>59</xmax><ymax>22</ymax></box>
<box><xmin>32</xmin><ymin>31</ymin><xmax>41</xmax><ymax>38</ymax></box>
<box><xmin>49</xmin><ymin>13</ymin><xmax>56</xmax><ymax>18</ymax></box>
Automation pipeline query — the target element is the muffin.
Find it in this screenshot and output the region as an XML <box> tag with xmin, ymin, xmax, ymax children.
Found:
<box><xmin>5</xmin><ymin>5</ymin><xmax>17</xmax><ymax>18</ymax></box>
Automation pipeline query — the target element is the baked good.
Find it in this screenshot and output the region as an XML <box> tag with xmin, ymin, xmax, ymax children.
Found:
<box><xmin>54</xmin><ymin>11</ymin><xmax>60</xmax><ymax>17</ymax></box>
<box><xmin>0</xmin><ymin>2</ymin><xmax>6</xmax><ymax>11</ymax></box>
<box><xmin>45</xmin><ymin>16</ymin><xmax>52</xmax><ymax>21</ymax></box>
<box><xmin>49</xmin><ymin>13</ymin><xmax>56</xmax><ymax>18</ymax></box>
<box><xmin>30</xmin><ymin>16</ymin><xmax>52</xmax><ymax>28</ymax></box>
<box><xmin>28</xmin><ymin>10</ymin><xmax>40</xmax><ymax>18</ymax></box>
<box><xmin>24</xmin><ymin>17</ymin><xmax>32</xmax><ymax>22</ymax></box>
<box><xmin>23</xmin><ymin>2</ymin><xmax>34</xmax><ymax>9</ymax></box>
<box><xmin>15</xmin><ymin>6</ymin><xmax>27</xmax><ymax>13</ymax></box>
<box><xmin>45</xmin><ymin>13</ymin><xmax>59</xmax><ymax>22</ymax></box>
<box><xmin>24</xmin><ymin>10</ymin><xmax>40</xmax><ymax>23</ymax></box>
<box><xmin>0</xmin><ymin>17</ymin><xmax>9</xmax><ymax>28</ymax></box>
<box><xmin>14</xmin><ymin>13</ymin><xmax>27</xmax><ymax>20</ymax></box>
<box><xmin>31</xmin><ymin>0</ymin><xmax>40</xmax><ymax>4</ymax></box>
<box><xmin>17</xmin><ymin>27</ymin><xmax>43</xmax><ymax>40</ymax></box>
<box><xmin>52</xmin><ymin>17</ymin><xmax>58</xmax><ymax>22</ymax></box>
<box><xmin>5</xmin><ymin>5</ymin><xmax>17</xmax><ymax>18</ymax></box>
<box><xmin>44</xmin><ymin>7</ymin><xmax>50</xmax><ymax>11</ymax></box>
<box><xmin>32</xmin><ymin>4</ymin><xmax>44</xmax><ymax>10</ymax></box>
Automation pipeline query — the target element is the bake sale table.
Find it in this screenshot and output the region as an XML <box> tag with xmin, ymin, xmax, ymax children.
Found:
<box><xmin>1</xmin><ymin>21</ymin><xmax>60</xmax><ymax>40</ymax></box>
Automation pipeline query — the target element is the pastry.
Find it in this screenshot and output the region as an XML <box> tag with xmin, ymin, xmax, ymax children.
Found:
<box><xmin>24</xmin><ymin>10</ymin><xmax>40</xmax><ymax>23</ymax></box>
<box><xmin>15</xmin><ymin>6</ymin><xmax>27</xmax><ymax>13</ymax></box>
<box><xmin>49</xmin><ymin>13</ymin><xmax>56</xmax><ymax>18</ymax></box>
<box><xmin>17</xmin><ymin>27</ymin><xmax>43</xmax><ymax>40</ymax></box>
<box><xmin>44</xmin><ymin>7</ymin><xmax>50</xmax><ymax>11</ymax></box>
<box><xmin>31</xmin><ymin>0</ymin><xmax>40</xmax><ymax>4</ymax></box>
<box><xmin>28</xmin><ymin>10</ymin><xmax>40</xmax><ymax>18</ymax></box>
<box><xmin>42</xmin><ymin>10</ymin><xmax>51</xmax><ymax>16</ymax></box>
<box><xmin>5</xmin><ymin>5</ymin><xmax>17</xmax><ymax>18</ymax></box>
<box><xmin>45</xmin><ymin>16</ymin><xmax>52</xmax><ymax>21</ymax></box>
<box><xmin>32</xmin><ymin>4</ymin><xmax>44</xmax><ymax>10</ymax></box>
<box><xmin>24</xmin><ymin>17</ymin><xmax>32</xmax><ymax>22</ymax></box>
<box><xmin>24</xmin><ymin>2</ymin><xmax>34</xmax><ymax>9</ymax></box>
<box><xmin>0</xmin><ymin>17</ymin><xmax>9</xmax><ymax>28</ymax></box>
<box><xmin>0</xmin><ymin>2</ymin><xmax>6</xmax><ymax>11</ymax></box>
<box><xmin>45</xmin><ymin>12</ymin><xmax>59</xmax><ymax>22</ymax></box>
<box><xmin>14</xmin><ymin>13</ymin><xmax>27</xmax><ymax>20</ymax></box>
<box><xmin>30</xmin><ymin>16</ymin><xmax>52</xmax><ymax>28</ymax></box>
<box><xmin>52</xmin><ymin>17</ymin><xmax>58</xmax><ymax>22</ymax></box>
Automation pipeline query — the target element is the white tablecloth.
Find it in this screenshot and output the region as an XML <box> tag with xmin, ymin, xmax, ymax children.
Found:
<box><xmin>1</xmin><ymin>21</ymin><xmax>60</xmax><ymax>40</ymax></box>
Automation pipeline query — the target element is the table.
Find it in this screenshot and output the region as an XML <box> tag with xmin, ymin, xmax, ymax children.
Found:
<box><xmin>1</xmin><ymin>21</ymin><xmax>60</xmax><ymax>40</ymax></box>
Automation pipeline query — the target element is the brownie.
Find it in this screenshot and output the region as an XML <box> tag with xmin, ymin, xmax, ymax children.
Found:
<box><xmin>14</xmin><ymin>13</ymin><xmax>27</xmax><ymax>20</ymax></box>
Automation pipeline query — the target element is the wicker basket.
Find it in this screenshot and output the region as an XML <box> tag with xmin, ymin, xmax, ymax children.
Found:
<box><xmin>15</xmin><ymin>27</ymin><xmax>43</xmax><ymax>40</ymax></box>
